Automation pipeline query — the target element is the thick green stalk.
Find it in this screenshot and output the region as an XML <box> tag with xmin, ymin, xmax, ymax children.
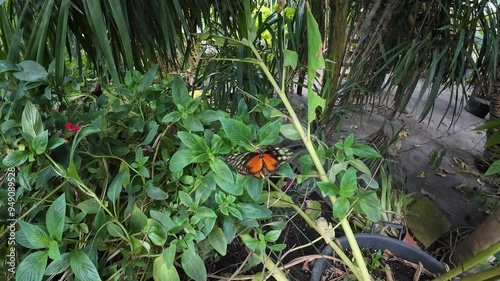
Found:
<box><xmin>246</xmin><ymin>39</ymin><xmax>371</xmax><ymax>281</ymax></box>
<box><xmin>433</xmin><ymin>242</ymin><xmax>500</xmax><ymax>281</ymax></box>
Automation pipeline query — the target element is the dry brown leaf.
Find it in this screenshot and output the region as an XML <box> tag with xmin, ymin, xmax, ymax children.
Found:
<box><xmin>420</xmin><ymin>189</ymin><xmax>436</xmax><ymax>200</ymax></box>
<box><xmin>417</xmin><ymin>171</ymin><xmax>427</xmax><ymax>178</ymax></box>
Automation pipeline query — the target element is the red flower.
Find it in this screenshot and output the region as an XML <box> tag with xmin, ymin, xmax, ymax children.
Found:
<box><xmin>54</xmin><ymin>108</ymin><xmax>60</xmax><ymax>113</ymax></box>
<box><xmin>65</xmin><ymin>122</ymin><xmax>81</xmax><ymax>132</ymax></box>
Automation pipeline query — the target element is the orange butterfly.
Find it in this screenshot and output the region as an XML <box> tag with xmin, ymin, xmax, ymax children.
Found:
<box><xmin>227</xmin><ymin>147</ymin><xmax>293</xmax><ymax>178</ymax></box>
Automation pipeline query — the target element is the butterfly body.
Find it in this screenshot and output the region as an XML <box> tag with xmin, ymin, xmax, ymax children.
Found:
<box><xmin>227</xmin><ymin>146</ymin><xmax>293</xmax><ymax>178</ymax></box>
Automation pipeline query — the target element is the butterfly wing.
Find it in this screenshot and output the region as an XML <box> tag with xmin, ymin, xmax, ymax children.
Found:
<box><xmin>227</xmin><ymin>147</ymin><xmax>293</xmax><ymax>178</ymax></box>
<box><xmin>226</xmin><ymin>152</ymin><xmax>262</xmax><ymax>176</ymax></box>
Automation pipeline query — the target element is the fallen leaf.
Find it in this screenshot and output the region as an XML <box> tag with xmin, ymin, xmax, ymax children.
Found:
<box><xmin>417</xmin><ymin>171</ymin><xmax>427</xmax><ymax>178</ymax></box>
<box><xmin>420</xmin><ymin>189</ymin><xmax>436</xmax><ymax>200</ymax></box>
<box><xmin>454</xmin><ymin>181</ymin><xmax>470</xmax><ymax>189</ymax></box>
<box><xmin>435</xmin><ymin>172</ymin><xmax>447</xmax><ymax>177</ymax></box>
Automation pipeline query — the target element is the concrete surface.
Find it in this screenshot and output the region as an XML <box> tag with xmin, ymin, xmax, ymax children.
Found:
<box><xmin>291</xmin><ymin>79</ymin><xmax>491</xmax><ymax>230</ymax></box>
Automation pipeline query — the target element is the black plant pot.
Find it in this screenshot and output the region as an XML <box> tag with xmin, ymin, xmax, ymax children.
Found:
<box><xmin>310</xmin><ymin>234</ymin><xmax>446</xmax><ymax>281</ymax></box>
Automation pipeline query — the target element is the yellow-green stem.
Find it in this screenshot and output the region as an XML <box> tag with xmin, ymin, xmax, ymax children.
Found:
<box><xmin>433</xmin><ymin>242</ymin><xmax>500</xmax><ymax>281</ymax></box>
<box><xmin>247</xmin><ymin>40</ymin><xmax>371</xmax><ymax>281</ymax></box>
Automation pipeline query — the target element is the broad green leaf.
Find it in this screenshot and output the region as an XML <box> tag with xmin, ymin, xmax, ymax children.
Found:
<box><xmin>0</xmin><ymin>60</ymin><xmax>21</xmax><ymax>73</ymax></box>
<box><xmin>172</xmin><ymin>75</ymin><xmax>190</xmax><ymax>106</ymax></box>
<box><xmin>214</xmin><ymin>172</ymin><xmax>240</xmax><ymax>195</ymax></box>
<box><xmin>47</xmin><ymin>134</ymin><xmax>65</xmax><ymax>150</ymax></box>
<box><xmin>237</xmin><ymin>203</ymin><xmax>272</xmax><ymax>220</ymax></box>
<box><xmin>264</xmin><ymin>230</ymin><xmax>281</xmax><ymax>243</ymax></box>
<box><xmin>70</xmin><ymin>250</ymin><xmax>101</xmax><ymax>281</ymax></box>
<box><xmin>475</xmin><ymin>119</ymin><xmax>500</xmax><ymax>131</ymax></box>
<box><xmin>162</xmin><ymin>246</ymin><xmax>177</xmax><ymax>268</ymax></box>
<box><xmin>327</xmin><ymin>162</ymin><xmax>348</xmax><ymax>183</ymax></box>
<box><xmin>181</xmin><ymin>246</ymin><xmax>207</xmax><ymax>281</ymax></box>
<box><xmin>32</xmin><ymin>130</ymin><xmax>49</xmax><ymax>155</ymax></box>
<box><xmin>351</xmin><ymin>144</ymin><xmax>380</xmax><ymax>158</ymax></box>
<box><xmin>210</xmin><ymin>158</ymin><xmax>233</xmax><ymax>180</ymax></box>
<box><xmin>178</xmin><ymin>191</ymin><xmax>194</xmax><ymax>207</ymax></box>
<box><xmin>485</xmin><ymin>159</ymin><xmax>500</xmax><ymax>176</ymax></box>
<box><xmin>182</xmin><ymin>116</ymin><xmax>204</xmax><ymax>131</ymax></box>
<box><xmin>340</xmin><ymin>168</ymin><xmax>357</xmax><ymax>197</ymax></box>
<box><xmin>107</xmin><ymin>168</ymin><xmax>128</xmax><ymax>204</ymax></box>
<box><xmin>220</xmin><ymin>118</ymin><xmax>253</xmax><ymax>146</ymax></box>
<box><xmin>360</xmin><ymin>174</ymin><xmax>379</xmax><ymax>189</ymax></box>
<box><xmin>306</xmin><ymin>3</ymin><xmax>325</xmax><ymax>125</ymax></box>
<box><xmin>18</xmin><ymin>221</ymin><xmax>51</xmax><ymax>249</ymax></box>
<box><xmin>332</xmin><ymin>196</ymin><xmax>350</xmax><ymax>219</ymax></box>
<box><xmin>169</xmin><ymin>150</ymin><xmax>196</xmax><ymax>172</ymax></box>
<box><xmin>208</xmin><ymin>227</ymin><xmax>227</xmax><ymax>255</ymax></box>
<box><xmin>280</xmin><ymin>124</ymin><xmax>302</xmax><ymax>140</ymax></box>
<box><xmin>161</xmin><ymin>111</ymin><xmax>182</xmax><ymax>123</ymax></box>
<box><xmin>485</xmin><ymin>131</ymin><xmax>500</xmax><ymax>147</ymax></box>
<box><xmin>13</xmin><ymin>60</ymin><xmax>48</xmax><ymax>82</ymax></box>
<box><xmin>349</xmin><ymin>159</ymin><xmax>371</xmax><ymax>176</ymax></box>
<box><xmin>106</xmin><ymin>223</ymin><xmax>127</xmax><ymax>240</ymax></box>
<box><xmin>257</xmin><ymin>119</ymin><xmax>282</xmax><ymax>146</ymax></box>
<box><xmin>153</xmin><ymin>255</ymin><xmax>180</xmax><ymax>281</ymax></box>
<box><xmin>244</xmin><ymin>176</ymin><xmax>262</xmax><ymax>200</ymax></box>
<box><xmin>48</xmin><ymin>240</ymin><xmax>61</xmax><ymax>260</ymax></box>
<box><xmin>45</xmin><ymin>252</ymin><xmax>71</xmax><ymax>275</ymax></box>
<box><xmin>139</xmin><ymin>64</ymin><xmax>158</xmax><ymax>93</ymax></box>
<box><xmin>22</xmin><ymin>100</ymin><xmax>43</xmax><ymax>138</ymax></box>
<box><xmin>177</xmin><ymin>131</ymin><xmax>208</xmax><ymax>152</ymax></box>
<box><xmin>46</xmin><ymin>194</ymin><xmax>66</xmax><ymax>241</ymax></box>
<box><xmin>317</xmin><ymin>181</ymin><xmax>338</xmax><ymax>197</ymax></box>
<box><xmin>344</xmin><ymin>134</ymin><xmax>355</xmax><ymax>148</ymax></box>
<box><xmin>2</xmin><ymin>150</ymin><xmax>29</xmax><ymax>166</ymax></box>
<box><xmin>146</xmin><ymin>182</ymin><xmax>169</xmax><ymax>200</ymax></box>
<box><xmin>130</xmin><ymin>206</ymin><xmax>148</xmax><ymax>234</ymax></box>
<box><xmin>284</xmin><ymin>49</ymin><xmax>298</xmax><ymax>69</ymax></box>
<box><xmin>358</xmin><ymin>190</ymin><xmax>381</xmax><ymax>222</ymax></box>
<box><xmin>142</xmin><ymin>122</ymin><xmax>159</xmax><ymax>145</ymax></box>
<box><xmin>145</xmin><ymin>220</ymin><xmax>168</xmax><ymax>246</ymax></box>
<box><xmin>77</xmin><ymin>198</ymin><xmax>101</xmax><ymax>214</ymax></box>
<box><xmin>16</xmin><ymin>250</ymin><xmax>48</xmax><ymax>281</ymax></box>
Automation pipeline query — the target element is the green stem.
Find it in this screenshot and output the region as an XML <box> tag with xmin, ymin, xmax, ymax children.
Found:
<box><xmin>458</xmin><ymin>266</ymin><xmax>500</xmax><ymax>281</ymax></box>
<box><xmin>239</xmin><ymin>233</ymin><xmax>289</xmax><ymax>281</ymax></box>
<box><xmin>246</xmin><ymin>40</ymin><xmax>371</xmax><ymax>281</ymax></box>
<box><xmin>433</xmin><ymin>242</ymin><xmax>500</xmax><ymax>281</ymax></box>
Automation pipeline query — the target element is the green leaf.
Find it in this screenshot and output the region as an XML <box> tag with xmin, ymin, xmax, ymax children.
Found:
<box><xmin>237</xmin><ymin>203</ymin><xmax>272</xmax><ymax>220</ymax></box>
<box><xmin>130</xmin><ymin>206</ymin><xmax>148</xmax><ymax>234</ymax></box>
<box><xmin>169</xmin><ymin>150</ymin><xmax>196</xmax><ymax>172</ymax></box>
<box><xmin>162</xmin><ymin>111</ymin><xmax>182</xmax><ymax>123</ymax></box>
<box><xmin>0</xmin><ymin>60</ymin><xmax>22</xmax><ymax>73</ymax></box>
<box><xmin>358</xmin><ymin>190</ymin><xmax>381</xmax><ymax>222</ymax></box>
<box><xmin>177</xmin><ymin>131</ymin><xmax>208</xmax><ymax>152</ymax></box>
<box><xmin>77</xmin><ymin>198</ymin><xmax>101</xmax><ymax>214</ymax></box>
<box><xmin>332</xmin><ymin>196</ymin><xmax>350</xmax><ymax>219</ymax></box>
<box><xmin>485</xmin><ymin>159</ymin><xmax>500</xmax><ymax>176</ymax></box>
<box><xmin>48</xmin><ymin>240</ymin><xmax>61</xmax><ymax>260</ymax></box>
<box><xmin>172</xmin><ymin>75</ymin><xmax>190</xmax><ymax>106</ymax></box>
<box><xmin>46</xmin><ymin>194</ymin><xmax>66</xmax><ymax>241</ymax></box>
<box><xmin>349</xmin><ymin>159</ymin><xmax>371</xmax><ymax>176</ymax></box>
<box><xmin>264</xmin><ymin>230</ymin><xmax>281</xmax><ymax>243</ymax></box>
<box><xmin>32</xmin><ymin>130</ymin><xmax>49</xmax><ymax>155</ymax></box>
<box><xmin>317</xmin><ymin>181</ymin><xmax>338</xmax><ymax>197</ymax></box>
<box><xmin>142</xmin><ymin>122</ymin><xmax>159</xmax><ymax>145</ymax></box>
<box><xmin>181</xmin><ymin>246</ymin><xmax>207</xmax><ymax>281</ymax></box>
<box><xmin>16</xmin><ymin>250</ymin><xmax>48</xmax><ymax>281</ymax></box>
<box><xmin>257</xmin><ymin>119</ymin><xmax>282</xmax><ymax>146</ymax></box>
<box><xmin>107</xmin><ymin>168</ymin><xmax>128</xmax><ymax>204</ymax></box>
<box><xmin>182</xmin><ymin>116</ymin><xmax>204</xmax><ymax>131</ymax></box>
<box><xmin>153</xmin><ymin>255</ymin><xmax>180</xmax><ymax>281</ymax></box>
<box><xmin>45</xmin><ymin>252</ymin><xmax>71</xmax><ymax>275</ymax></box>
<box><xmin>70</xmin><ymin>250</ymin><xmax>102</xmax><ymax>281</ymax></box>
<box><xmin>139</xmin><ymin>64</ymin><xmax>158</xmax><ymax>93</ymax></box>
<box><xmin>54</xmin><ymin>0</ymin><xmax>70</xmax><ymax>85</ymax></box>
<box><xmin>146</xmin><ymin>182</ymin><xmax>170</xmax><ymax>200</ymax></box>
<box><xmin>162</xmin><ymin>245</ymin><xmax>177</xmax><ymax>267</ymax></box>
<box><xmin>145</xmin><ymin>220</ymin><xmax>168</xmax><ymax>246</ymax></box>
<box><xmin>351</xmin><ymin>144</ymin><xmax>380</xmax><ymax>158</ymax></box>
<box><xmin>280</xmin><ymin>124</ymin><xmax>302</xmax><ymax>140</ymax></box>
<box><xmin>344</xmin><ymin>134</ymin><xmax>355</xmax><ymax>148</ymax></box>
<box><xmin>22</xmin><ymin>100</ymin><xmax>43</xmax><ymax>138</ymax></box>
<box><xmin>208</xmin><ymin>227</ymin><xmax>227</xmax><ymax>255</ymax></box>
<box><xmin>210</xmin><ymin>158</ymin><xmax>233</xmax><ymax>180</ymax></box>
<box><xmin>475</xmin><ymin>119</ymin><xmax>500</xmax><ymax>130</ymax></box>
<box><xmin>220</xmin><ymin>118</ymin><xmax>253</xmax><ymax>146</ymax></box>
<box><xmin>485</xmin><ymin>131</ymin><xmax>500</xmax><ymax>147</ymax></box>
<box><xmin>13</xmin><ymin>60</ymin><xmax>48</xmax><ymax>82</ymax></box>
<box><xmin>340</xmin><ymin>168</ymin><xmax>357</xmax><ymax>197</ymax></box>
<box><xmin>18</xmin><ymin>221</ymin><xmax>51</xmax><ymax>249</ymax></box>
<box><xmin>2</xmin><ymin>150</ymin><xmax>29</xmax><ymax>166</ymax></box>
<box><xmin>284</xmin><ymin>49</ymin><xmax>298</xmax><ymax>69</ymax></box>
<box><xmin>106</xmin><ymin>223</ymin><xmax>127</xmax><ymax>240</ymax></box>
<box><xmin>47</xmin><ymin>134</ymin><xmax>66</xmax><ymax>150</ymax></box>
